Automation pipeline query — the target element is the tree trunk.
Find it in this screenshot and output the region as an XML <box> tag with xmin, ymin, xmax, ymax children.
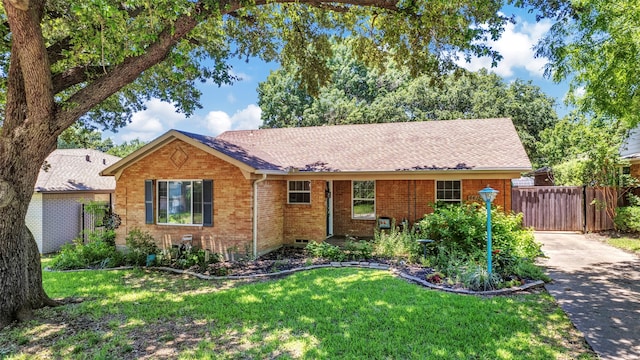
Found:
<box><xmin>0</xmin><ymin>129</ymin><xmax>59</xmax><ymax>329</ymax></box>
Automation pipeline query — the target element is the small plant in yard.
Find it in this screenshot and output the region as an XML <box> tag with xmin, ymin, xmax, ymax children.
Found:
<box><xmin>305</xmin><ymin>241</ymin><xmax>346</xmax><ymax>262</ymax></box>
<box><xmin>49</xmin><ymin>233</ymin><xmax>124</xmax><ymax>270</ymax></box>
<box><xmin>417</xmin><ymin>203</ymin><xmax>547</xmax><ymax>287</ymax></box>
<box><xmin>344</xmin><ymin>239</ymin><xmax>373</xmax><ymax>260</ymax></box>
<box><xmin>463</xmin><ymin>264</ymin><xmax>503</xmax><ymax>291</ymax></box>
<box><xmin>124</xmin><ymin>228</ymin><xmax>158</xmax><ymax>266</ymax></box>
<box><xmin>614</xmin><ymin>205</ymin><xmax>640</xmax><ymax>232</ymax></box>
<box><xmin>372</xmin><ymin>222</ymin><xmax>421</xmax><ymax>262</ymax></box>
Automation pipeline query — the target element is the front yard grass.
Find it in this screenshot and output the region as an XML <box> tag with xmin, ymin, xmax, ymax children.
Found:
<box><xmin>606</xmin><ymin>236</ymin><xmax>640</xmax><ymax>255</ymax></box>
<box><xmin>0</xmin><ymin>268</ymin><xmax>595</xmax><ymax>359</ymax></box>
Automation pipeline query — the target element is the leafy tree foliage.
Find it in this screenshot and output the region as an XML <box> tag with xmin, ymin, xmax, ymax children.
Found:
<box><xmin>0</xmin><ymin>0</ymin><xmax>518</xmax><ymax>328</ymax></box>
<box><xmin>106</xmin><ymin>139</ymin><xmax>147</xmax><ymax>158</ymax></box>
<box><xmin>57</xmin><ymin>123</ymin><xmax>115</xmax><ymax>152</ymax></box>
<box><xmin>534</xmin><ymin>0</ymin><xmax>640</xmax><ymax>128</ymax></box>
<box><xmin>537</xmin><ymin>113</ymin><xmax>630</xmax><ymax>187</ymax></box>
<box><xmin>258</xmin><ymin>42</ymin><xmax>558</xmax><ymax>165</ymax></box>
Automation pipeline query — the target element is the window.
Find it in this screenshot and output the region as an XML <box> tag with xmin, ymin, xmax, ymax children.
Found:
<box><xmin>436</xmin><ymin>180</ymin><xmax>461</xmax><ymax>204</ymax></box>
<box><xmin>157</xmin><ymin>180</ymin><xmax>204</xmax><ymax>225</ymax></box>
<box><xmin>352</xmin><ymin>180</ymin><xmax>375</xmax><ymax>219</ymax></box>
<box><xmin>288</xmin><ymin>181</ymin><xmax>311</xmax><ymax>204</ymax></box>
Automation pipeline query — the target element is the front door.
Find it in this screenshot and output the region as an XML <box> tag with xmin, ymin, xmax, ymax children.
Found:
<box><xmin>326</xmin><ymin>181</ymin><xmax>333</xmax><ymax>237</ymax></box>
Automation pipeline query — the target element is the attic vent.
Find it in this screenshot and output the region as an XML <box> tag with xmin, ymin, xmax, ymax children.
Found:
<box><xmin>85</xmin><ymin>155</ymin><xmax>90</xmax><ymax>162</ymax></box>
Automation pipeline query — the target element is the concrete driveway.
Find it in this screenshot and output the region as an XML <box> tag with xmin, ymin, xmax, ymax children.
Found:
<box><xmin>535</xmin><ymin>232</ymin><xmax>640</xmax><ymax>360</ymax></box>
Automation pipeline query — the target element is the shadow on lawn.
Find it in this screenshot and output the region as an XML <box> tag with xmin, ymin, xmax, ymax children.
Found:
<box><xmin>2</xmin><ymin>268</ymin><xmax>594</xmax><ymax>359</ymax></box>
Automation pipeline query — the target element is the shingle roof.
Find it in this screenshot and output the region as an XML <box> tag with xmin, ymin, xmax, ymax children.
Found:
<box><xmin>179</xmin><ymin>118</ymin><xmax>531</xmax><ymax>173</ymax></box>
<box><xmin>35</xmin><ymin>149</ymin><xmax>121</xmax><ymax>192</ymax></box>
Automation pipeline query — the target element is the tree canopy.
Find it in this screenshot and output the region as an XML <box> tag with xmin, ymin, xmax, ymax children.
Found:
<box><xmin>535</xmin><ymin>0</ymin><xmax>640</xmax><ymax>128</ymax></box>
<box><xmin>258</xmin><ymin>41</ymin><xmax>558</xmax><ymax>165</ymax></box>
<box><xmin>537</xmin><ymin>113</ymin><xmax>630</xmax><ymax>187</ymax></box>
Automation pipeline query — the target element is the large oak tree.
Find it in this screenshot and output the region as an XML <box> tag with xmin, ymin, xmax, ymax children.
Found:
<box><xmin>0</xmin><ymin>0</ymin><xmax>510</xmax><ymax>328</ymax></box>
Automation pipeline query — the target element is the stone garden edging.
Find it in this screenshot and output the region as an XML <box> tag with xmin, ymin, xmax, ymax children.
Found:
<box><xmin>148</xmin><ymin>262</ymin><xmax>546</xmax><ymax>296</ymax></box>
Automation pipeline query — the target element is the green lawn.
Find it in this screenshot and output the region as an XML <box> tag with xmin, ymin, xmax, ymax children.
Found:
<box><xmin>0</xmin><ymin>268</ymin><xmax>594</xmax><ymax>359</ymax></box>
<box><xmin>606</xmin><ymin>236</ymin><xmax>640</xmax><ymax>255</ymax></box>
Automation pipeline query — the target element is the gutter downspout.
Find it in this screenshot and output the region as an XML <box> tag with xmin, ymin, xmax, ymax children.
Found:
<box><xmin>253</xmin><ymin>174</ymin><xmax>267</xmax><ymax>259</ymax></box>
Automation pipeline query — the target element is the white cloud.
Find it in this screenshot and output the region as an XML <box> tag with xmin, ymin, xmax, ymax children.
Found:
<box><xmin>457</xmin><ymin>18</ymin><xmax>552</xmax><ymax>78</ymax></box>
<box><xmin>116</xmin><ymin>99</ymin><xmax>187</xmax><ymax>142</ymax></box>
<box><xmin>228</xmin><ymin>69</ymin><xmax>251</xmax><ymax>82</ymax></box>
<box><xmin>227</xmin><ymin>93</ymin><xmax>237</xmax><ymax>104</ymax></box>
<box><xmin>206</xmin><ymin>104</ymin><xmax>263</xmax><ymax>136</ymax></box>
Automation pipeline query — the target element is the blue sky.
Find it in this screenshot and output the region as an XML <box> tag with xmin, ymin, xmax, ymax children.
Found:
<box><xmin>105</xmin><ymin>6</ymin><xmax>570</xmax><ymax>144</ymax></box>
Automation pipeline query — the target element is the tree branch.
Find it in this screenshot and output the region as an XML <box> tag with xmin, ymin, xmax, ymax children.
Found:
<box><xmin>52</xmin><ymin>66</ymin><xmax>108</xmax><ymax>95</ymax></box>
<box><xmin>54</xmin><ymin>0</ymin><xmax>402</xmax><ymax>132</ymax></box>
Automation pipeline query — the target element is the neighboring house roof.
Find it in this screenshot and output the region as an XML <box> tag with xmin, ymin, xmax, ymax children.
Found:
<box><xmin>102</xmin><ymin>118</ymin><xmax>532</xmax><ymax>176</ymax></box>
<box><xmin>35</xmin><ymin>149</ymin><xmax>121</xmax><ymax>192</ymax></box>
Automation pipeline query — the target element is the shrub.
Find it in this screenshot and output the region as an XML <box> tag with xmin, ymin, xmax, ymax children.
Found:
<box><xmin>125</xmin><ymin>228</ymin><xmax>159</xmax><ymax>266</ymax></box>
<box><xmin>463</xmin><ymin>264</ymin><xmax>502</xmax><ymax>291</ymax></box>
<box><xmin>49</xmin><ymin>236</ymin><xmax>124</xmax><ymax>270</ymax></box>
<box><xmin>372</xmin><ymin>224</ymin><xmax>421</xmax><ymax>262</ymax></box>
<box><xmin>305</xmin><ymin>241</ymin><xmax>345</xmax><ymax>262</ymax></box>
<box><xmin>614</xmin><ymin>206</ymin><xmax>640</xmax><ymax>232</ymax></box>
<box><xmin>344</xmin><ymin>240</ymin><xmax>373</xmax><ymax>260</ymax></box>
<box><xmin>418</xmin><ymin>203</ymin><xmax>542</xmax><ymax>281</ymax></box>
<box><xmin>511</xmin><ymin>261</ymin><xmax>551</xmax><ymax>282</ymax></box>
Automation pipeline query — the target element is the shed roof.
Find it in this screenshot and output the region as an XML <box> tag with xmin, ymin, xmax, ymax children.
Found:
<box><xmin>35</xmin><ymin>149</ymin><xmax>120</xmax><ymax>192</ymax></box>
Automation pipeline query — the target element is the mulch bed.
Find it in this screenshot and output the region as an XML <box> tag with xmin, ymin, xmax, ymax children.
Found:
<box><xmin>191</xmin><ymin>246</ymin><xmax>433</xmax><ymax>280</ymax></box>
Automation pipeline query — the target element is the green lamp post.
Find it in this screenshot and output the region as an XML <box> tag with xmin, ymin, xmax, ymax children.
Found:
<box><xmin>479</xmin><ymin>186</ymin><xmax>499</xmax><ymax>275</ymax></box>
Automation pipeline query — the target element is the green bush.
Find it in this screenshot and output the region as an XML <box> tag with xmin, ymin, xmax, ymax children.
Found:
<box><xmin>49</xmin><ymin>237</ymin><xmax>124</xmax><ymax>270</ymax></box>
<box><xmin>463</xmin><ymin>264</ymin><xmax>502</xmax><ymax>291</ymax></box>
<box><xmin>305</xmin><ymin>241</ymin><xmax>346</xmax><ymax>262</ymax></box>
<box><xmin>511</xmin><ymin>261</ymin><xmax>551</xmax><ymax>282</ymax></box>
<box><xmin>344</xmin><ymin>240</ymin><xmax>374</xmax><ymax>260</ymax></box>
<box><xmin>418</xmin><ymin>203</ymin><xmax>542</xmax><ymax>280</ymax></box>
<box><xmin>372</xmin><ymin>224</ymin><xmax>421</xmax><ymax>262</ymax></box>
<box><xmin>125</xmin><ymin>228</ymin><xmax>159</xmax><ymax>266</ymax></box>
<box><xmin>614</xmin><ymin>206</ymin><xmax>640</xmax><ymax>232</ymax></box>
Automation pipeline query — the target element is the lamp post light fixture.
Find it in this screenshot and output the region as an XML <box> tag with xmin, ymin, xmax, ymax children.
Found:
<box><xmin>479</xmin><ymin>186</ymin><xmax>499</xmax><ymax>275</ymax></box>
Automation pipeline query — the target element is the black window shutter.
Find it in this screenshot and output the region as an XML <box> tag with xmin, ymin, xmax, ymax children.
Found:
<box><xmin>145</xmin><ymin>180</ymin><xmax>154</xmax><ymax>224</ymax></box>
<box><xmin>203</xmin><ymin>179</ymin><xmax>213</xmax><ymax>227</ymax></box>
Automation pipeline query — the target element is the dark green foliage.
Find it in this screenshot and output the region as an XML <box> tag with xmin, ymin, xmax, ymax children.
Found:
<box><xmin>124</xmin><ymin>228</ymin><xmax>159</xmax><ymax>266</ymax></box>
<box><xmin>167</xmin><ymin>248</ymin><xmax>222</xmax><ymax>270</ymax></box>
<box><xmin>614</xmin><ymin>206</ymin><xmax>640</xmax><ymax>233</ymax></box>
<box><xmin>372</xmin><ymin>224</ymin><xmax>422</xmax><ymax>263</ymax></box>
<box><xmin>511</xmin><ymin>261</ymin><xmax>551</xmax><ymax>283</ymax></box>
<box><xmin>343</xmin><ymin>240</ymin><xmax>374</xmax><ymax>261</ymax></box>
<box><xmin>305</xmin><ymin>241</ymin><xmax>346</xmax><ymax>262</ymax></box>
<box><xmin>49</xmin><ymin>235</ymin><xmax>124</xmax><ymax>270</ymax></box>
<box><xmin>417</xmin><ymin>204</ymin><xmax>544</xmax><ymax>283</ymax></box>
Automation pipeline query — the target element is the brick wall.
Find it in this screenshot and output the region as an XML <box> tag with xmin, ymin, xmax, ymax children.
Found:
<box><xmin>114</xmin><ymin>139</ymin><xmax>256</xmax><ymax>258</ymax></box>
<box><xmin>283</xmin><ymin>180</ymin><xmax>327</xmax><ymax>244</ymax></box>
<box><xmin>631</xmin><ymin>164</ymin><xmax>640</xmax><ymax>179</ymax></box>
<box><xmin>256</xmin><ymin>180</ymin><xmax>285</xmax><ymax>254</ymax></box>
<box><xmin>376</xmin><ymin>180</ymin><xmax>435</xmax><ymax>225</ymax></box>
<box><xmin>332</xmin><ymin>180</ymin><xmax>376</xmax><ymax>237</ymax></box>
<box><xmin>461</xmin><ymin>179</ymin><xmax>512</xmax><ymax>211</ymax></box>
<box><xmin>332</xmin><ymin>178</ymin><xmax>513</xmax><ymax>238</ymax></box>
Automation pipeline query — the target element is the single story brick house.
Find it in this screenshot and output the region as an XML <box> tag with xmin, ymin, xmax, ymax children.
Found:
<box><xmin>101</xmin><ymin>118</ymin><xmax>531</xmax><ymax>257</ymax></box>
<box><xmin>27</xmin><ymin>149</ymin><xmax>120</xmax><ymax>253</ymax></box>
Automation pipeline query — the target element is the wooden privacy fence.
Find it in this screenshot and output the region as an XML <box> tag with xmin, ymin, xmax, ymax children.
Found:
<box><xmin>511</xmin><ymin>186</ymin><xmax>617</xmax><ymax>232</ymax></box>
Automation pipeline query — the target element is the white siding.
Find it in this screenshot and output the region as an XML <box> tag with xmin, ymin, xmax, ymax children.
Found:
<box><xmin>26</xmin><ymin>193</ymin><xmax>44</xmax><ymax>253</ymax></box>
<box><xmin>621</xmin><ymin>127</ymin><xmax>640</xmax><ymax>157</ymax></box>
